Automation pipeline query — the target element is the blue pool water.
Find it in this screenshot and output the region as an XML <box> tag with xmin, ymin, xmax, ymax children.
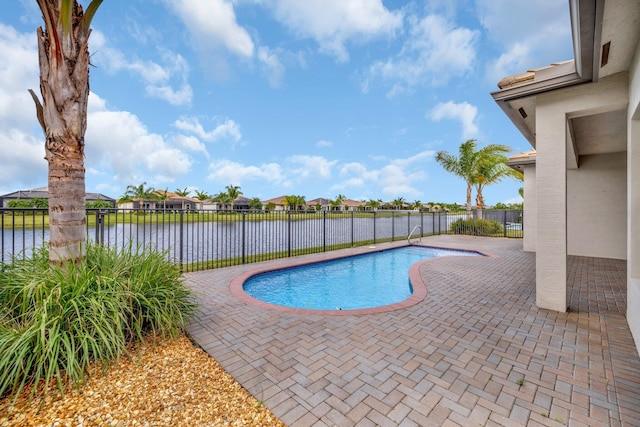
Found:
<box><xmin>243</xmin><ymin>246</ymin><xmax>478</xmax><ymax>310</ymax></box>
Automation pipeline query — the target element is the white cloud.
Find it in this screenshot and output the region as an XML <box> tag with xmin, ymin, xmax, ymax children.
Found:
<box><xmin>366</xmin><ymin>14</ymin><xmax>478</xmax><ymax>94</ymax></box>
<box><xmin>92</xmin><ymin>33</ymin><xmax>193</xmax><ymax>106</ymax></box>
<box><xmin>332</xmin><ymin>150</ymin><xmax>434</xmax><ymax>198</ymax></box>
<box><xmin>174</xmin><ymin>117</ymin><xmax>242</xmax><ymax>146</ymax></box>
<box><xmin>316</xmin><ymin>140</ymin><xmax>333</xmax><ymax>148</ymax></box>
<box><xmin>207</xmin><ymin>159</ymin><xmax>284</xmax><ymax>184</ymax></box>
<box><xmin>339</xmin><ymin>162</ymin><xmax>367</xmax><ymax>176</ymax></box>
<box><xmin>165</xmin><ymin>0</ymin><xmax>254</xmax><ymax>58</ymax></box>
<box><xmin>329</xmin><ymin>177</ymin><xmax>365</xmax><ymax>191</ymax></box>
<box><xmin>257</xmin><ymin>46</ymin><xmax>285</xmax><ymax>87</ymax></box>
<box><xmin>85</xmin><ymin>93</ymin><xmax>192</xmax><ymax>184</ymax></box>
<box><xmin>0</xmin><ymin>130</ymin><xmax>47</xmax><ymax>191</ymax></box>
<box><xmin>173</xmin><ymin>134</ymin><xmax>209</xmax><ymax>157</ymax></box>
<box><xmin>429</xmin><ymin>101</ymin><xmax>479</xmax><ymax>139</ymax></box>
<box><xmin>0</xmin><ymin>24</ymin><xmax>47</xmax><ymax>192</ymax></box>
<box><xmin>267</xmin><ymin>0</ymin><xmax>403</xmax><ymax>62</ymax></box>
<box><xmin>503</xmin><ymin>196</ymin><xmax>524</xmax><ymax>205</ymax></box>
<box><xmin>477</xmin><ymin>0</ymin><xmax>572</xmax><ymax>82</ymax></box>
<box><xmin>286</xmin><ymin>155</ymin><xmax>338</xmax><ymax>179</ymax></box>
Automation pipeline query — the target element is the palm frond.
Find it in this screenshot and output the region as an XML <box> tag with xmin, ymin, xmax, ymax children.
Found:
<box><xmin>59</xmin><ymin>0</ymin><xmax>73</xmax><ymax>36</ymax></box>
<box><xmin>28</xmin><ymin>89</ymin><xmax>46</xmax><ymax>133</ymax></box>
<box><xmin>80</xmin><ymin>0</ymin><xmax>104</xmax><ymax>34</ymax></box>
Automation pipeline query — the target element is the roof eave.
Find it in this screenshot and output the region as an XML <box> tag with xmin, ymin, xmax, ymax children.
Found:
<box><xmin>491</xmin><ymin>0</ymin><xmax>602</xmax><ymax>145</ymax></box>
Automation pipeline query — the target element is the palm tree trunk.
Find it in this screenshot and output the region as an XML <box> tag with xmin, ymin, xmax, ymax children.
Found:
<box><xmin>48</xmin><ymin>153</ymin><xmax>86</xmax><ymax>263</ymax></box>
<box><xmin>32</xmin><ymin>1</ymin><xmax>96</xmax><ymax>264</ymax></box>
<box><xmin>476</xmin><ymin>189</ymin><xmax>484</xmax><ymax>220</ymax></box>
<box><xmin>466</xmin><ymin>183</ymin><xmax>472</xmax><ymax>219</ymax></box>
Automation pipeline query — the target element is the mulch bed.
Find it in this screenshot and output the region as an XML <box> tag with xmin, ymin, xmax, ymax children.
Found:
<box><xmin>0</xmin><ymin>335</ymin><xmax>285</xmax><ymax>426</ymax></box>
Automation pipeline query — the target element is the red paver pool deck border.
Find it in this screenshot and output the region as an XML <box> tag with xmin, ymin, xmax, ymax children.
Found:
<box><xmin>185</xmin><ymin>235</ymin><xmax>640</xmax><ymax>426</ymax></box>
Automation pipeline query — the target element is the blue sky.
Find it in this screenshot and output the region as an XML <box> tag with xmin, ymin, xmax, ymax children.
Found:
<box><xmin>0</xmin><ymin>0</ymin><xmax>573</xmax><ymax>205</ymax></box>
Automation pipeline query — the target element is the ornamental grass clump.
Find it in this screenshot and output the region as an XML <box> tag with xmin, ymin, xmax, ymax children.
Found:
<box><xmin>449</xmin><ymin>218</ymin><xmax>503</xmax><ymax>236</ymax></box>
<box><xmin>0</xmin><ymin>243</ymin><xmax>196</xmax><ymax>401</ymax></box>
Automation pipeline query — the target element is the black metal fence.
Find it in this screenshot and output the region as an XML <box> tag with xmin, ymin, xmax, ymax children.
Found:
<box><xmin>1</xmin><ymin>208</ymin><xmax>522</xmax><ymax>272</ymax></box>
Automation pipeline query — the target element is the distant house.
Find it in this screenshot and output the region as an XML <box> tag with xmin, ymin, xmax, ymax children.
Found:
<box><xmin>233</xmin><ymin>196</ymin><xmax>251</xmax><ymax>210</ymax></box>
<box><xmin>342</xmin><ymin>199</ymin><xmax>364</xmax><ymax>211</ymax></box>
<box><xmin>201</xmin><ymin>199</ymin><xmax>222</xmax><ymax>210</ymax></box>
<box><xmin>118</xmin><ymin>190</ymin><xmax>201</xmax><ymax>211</ymax></box>
<box><xmin>0</xmin><ymin>186</ymin><xmax>115</xmax><ymax>208</ymax></box>
<box><xmin>261</xmin><ymin>196</ymin><xmax>288</xmax><ymax>211</ymax></box>
<box><xmin>307</xmin><ymin>198</ymin><xmax>330</xmax><ymax>211</ymax></box>
<box><xmin>203</xmin><ymin>195</ymin><xmax>253</xmax><ymax>210</ymax></box>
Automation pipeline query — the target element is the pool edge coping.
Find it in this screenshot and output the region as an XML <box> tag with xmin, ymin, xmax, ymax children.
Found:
<box><xmin>229</xmin><ymin>242</ymin><xmax>498</xmax><ymax>316</ymax></box>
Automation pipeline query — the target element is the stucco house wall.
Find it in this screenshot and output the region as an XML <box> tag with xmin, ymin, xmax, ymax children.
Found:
<box><xmin>626</xmin><ymin>35</ymin><xmax>640</xmax><ymax>354</ymax></box>
<box><xmin>522</xmin><ymin>164</ymin><xmax>537</xmax><ymax>253</ymax></box>
<box><xmin>494</xmin><ymin>0</ymin><xmax>640</xmax><ymax>355</ymax></box>
<box><xmin>534</xmin><ymin>72</ymin><xmax>629</xmax><ymax>312</ymax></box>
<box><xmin>567</xmin><ymin>152</ymin><xmax>627</xmax><ymax>259</ymax></box>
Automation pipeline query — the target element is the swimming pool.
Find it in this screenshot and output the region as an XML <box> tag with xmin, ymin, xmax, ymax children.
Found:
<box><xmin>242</xmin><ymin>246</ymin><xmax>478</xmax><ymax>312</ymax></box>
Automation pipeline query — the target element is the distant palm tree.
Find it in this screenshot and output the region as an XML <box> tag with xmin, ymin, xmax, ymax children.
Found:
<box><xmin>392</xmin><ymin>197</ymin><xmax>406</xmax><ymax>210</ymax></box>
<box><xmin>435</xmin><ymin>139</ymin><xmax>479</xmax><ymax>215</ymax></box>
<box><xmin>224</xmin><ymin>185</ymin><xmax>243</xmax><ymax>208</ymax></box>
<box><xmin>283</xmin><ymin>195</ymin><xmax>296</xmax><ymax>211</ymax></box>
<box><xmin>473</xmin><ymin>145</ymin><xmax>516</xmax><ymax>216</ymax></box>
<box><xmin>125</xmin><ymin>182</ymin><xmax>158</xmax><ymax>202</ymax></box>
<box><xmin>175</xmin><ymin>187</ymin><xmax>190</xmax><ymax>197</ymax></box>
<box><xmin>194</xmin><ymin>190</ymin><xmax>209</xmax><ymax>201</ymax></box>
<box><xmin>156</xmin><ymin>187</ymin><xmax>170</xmax><ymax>211</ymax></box>
<box><xmin>366</xmin><ymin>199</ymin><xmax>382</xmax><ymax>210</ymax></box>
<box><xmin>284</xmin><ymin>195</ymin><xmax>306</xmax><ymax>211</ymax></box>
<box><xmin>29</xmin><ymin>0</ymin><xmax>103</xmax><ymax>264</ymax></box>
<box><xmin>296</xmin><ymin>195</ymin><xmax>307</xmax><ymax>211</ymax></box>
<box><xmin>436</xmin><ymin>139</ymin><xmax>513</xmax><ymax>216</ymax></box>
<box><xmin>213</xmin><ymin>191</ymin><xmax>232</xmax><ymax>210</ymax></box>
<box><xmin>248</xmin><ymin>197</ymin><xmax>263</xmax><ymax>210</ymax></box>
<box><xmin>330</xmin><ymin>194</ymin><xmax>346</xmax><ymax>211</ymax></box>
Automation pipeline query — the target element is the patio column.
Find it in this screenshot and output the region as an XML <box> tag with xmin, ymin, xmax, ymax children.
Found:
<box><xmin>628</xmin><ymin>112</ymin><xmax>640</xmax><ymax>347</ymax></box>
<box><xmin>535</xmin><ymin>94</ymin><xmax>568</xmax><ymax>312</ymax></box>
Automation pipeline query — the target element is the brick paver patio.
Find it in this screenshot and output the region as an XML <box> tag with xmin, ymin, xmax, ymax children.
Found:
<box><xmin>185</xmin><ymin>236</ymin><xmax>640</xmax><ymax>426</ymax></box>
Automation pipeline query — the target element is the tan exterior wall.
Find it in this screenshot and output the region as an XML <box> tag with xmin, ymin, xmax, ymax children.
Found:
<box><xmin>534</xmin><ymin>73</ymin><xmax>629</xmax><ymax>313</ymax></box>
<box><xmin>535</xmin><ymin>95</ymin><xmax>568</xmax><ymax>312</ymax></box>
<box><xmin>627</xmin><ymin>39</ymin><xmax>640</xmax><ymax>352</ymax></box>
<box><xmin>522</xmin><ymin>164</ymin><xmax>537</xmax><ymax>252</ymax></box>
<box><xmin>567</xmin><ymin>152</ymin><xmax>627</xmax><ymax>259</ymax></box>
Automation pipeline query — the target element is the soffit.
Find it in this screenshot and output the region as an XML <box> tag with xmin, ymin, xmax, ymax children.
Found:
<box><xmin>492</xmin><ymin>0</ymin><xmax>640</xmax><ymax>151</ymax></box>
<box><xmin>597</xmin><ymin>0</ymin><xmax>640</xmax><ymax>78</ymax></box>
<box><xmin>570</xmin><ymin>109</ymin><xmax>627</xmax><ymax>155</ymax></box>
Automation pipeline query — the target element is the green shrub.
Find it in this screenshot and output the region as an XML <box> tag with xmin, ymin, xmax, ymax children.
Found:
<box><xmin>0</xmin><ymin>243</ymin><xmax>196</xmax><ymax>401</ymax></box>
<box><xmin>449</xmin><ymin>218</ymin><xmax>503</xmax><ymax>236</ymax></box>
<box><xmin>86</xmin><ymin>200</ymin><xmax>113</xmax><ymax>209</ymax></box>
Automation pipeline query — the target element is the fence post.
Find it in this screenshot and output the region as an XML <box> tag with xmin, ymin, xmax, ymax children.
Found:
<box><xmin>179</xmin><ymin>210</ymin><xmax>184</xmax><ymax>272</ymax></box>
<box><xmin>94</xmin><ymin>210</ymin><xmax>106</xmax><ymax>245</ymax></box>
<box><xmin>503</xmin><ymin>210</ymin><xmax>507</xmax><ymax>238</ymax></box>
<box><xmin>287</xmin><ymin>210</ymin><xmax>291</xmax><ymax>257</ymax></box>
<box><xmin>323</xmin><ymin>210</ymin><xmax>327</xmax><ymax>252</ymax></box>
<box><xmin>391</xmin><ymin>211</ymin><xmax>395</xmax><ymax>242</ymax></box>
<box><xmin>373</xmin><ymin>211</ymin><xmax>377</xmax><ymax>244</ymax></box>
<box><xmin>1</xmin><ymin>210</ymin><xmax>4</xmax><ymax>263</ymax></box>
<box><xmin>431</xmin><ymin>211</ymin><xmax>435</xmax><ymax>235</ymax></box>
<box><xmin>242</xmin><ymin>212</ymin><xmax>246</xmax><ymax>264</ymax></box>
<box><xmin>351</xmin><ymin>211</ymin><xmax>354</xmax><ymax>247</ymax></box>
<box><xmin>94</xmin><ymin>211</ymin><xmax>100</xmax><ymax>244</ymax></box>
